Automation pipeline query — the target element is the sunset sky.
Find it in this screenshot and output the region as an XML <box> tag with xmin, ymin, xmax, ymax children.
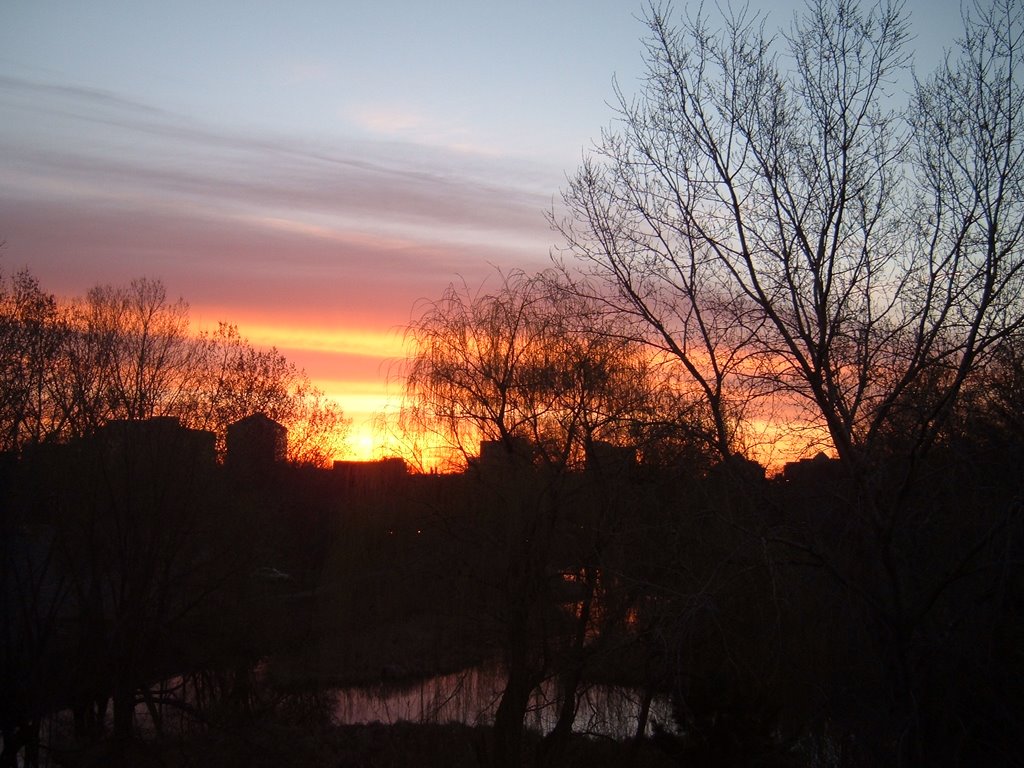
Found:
<box><xmin>1</xmin><ymin>0</ymin><xmax>962</xmax><ymax>460</ymax></box>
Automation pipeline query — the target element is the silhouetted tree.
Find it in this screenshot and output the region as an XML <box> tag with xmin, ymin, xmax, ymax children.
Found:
<box><xmin>401</xmin><ymin>269</ymin><xmax>693</xmax><ymax>471</ymax></box>
<box><xmin>556</xmin><ymin>0</ymin><xmax>1024</xmax><ymax>763</ymax></box>
<box><xmin>0</xmin><ymin>271</ymin><xmax>348</xmax><ymax>464</ymax></box>
<box><xmin>557</xmin><ymin>0</ymin><xmax>1023</xmax><ymax>471</ymax></box>
<box><xmin>189</xmin><ymin>322</ymin><xmax>349</xmax><ymax>465</ymax></box>
<box><xmin>400</xmin><ymin>269</ymin><xmax>714</xmax><ymax>767</ymax></box>
<box><xmin>0</xmin><ymin>268</ymin><xmax>59</xmax><ymax>453</ymax></box>
<box><xmin>0</xmin><ymin>269</ymin><xmax>349</xmax><ymax>765</ymax></box>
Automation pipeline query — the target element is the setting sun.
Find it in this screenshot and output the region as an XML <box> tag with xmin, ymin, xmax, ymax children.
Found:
<box><xmin>196</xmin><ymin>318</ymin><xmax>411</xmax><ymax>462</ymax></box>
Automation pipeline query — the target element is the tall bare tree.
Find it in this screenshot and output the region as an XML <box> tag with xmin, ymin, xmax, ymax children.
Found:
<box><xmin>556</xmin><ymin>0</ymin><xmax>1024</xmax><ymax>473</ymax></box>
<box><xmin>555</xmin><ymin>0</ymin><xmax>1024</xmax><ymax>763</ymax></box>
<box><xmin>401</xmin><ymin>269</ymin><xmax>709</xmax><ymax>767</ymax></box>
<box><xmin>401</xmin><ymin>269</ymin><xmax>663</xmax><ymax>471</ymax></box>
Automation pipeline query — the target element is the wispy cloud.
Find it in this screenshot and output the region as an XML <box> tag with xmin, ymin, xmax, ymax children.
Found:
<box><xmin>351</xmin><ymin>105</ymin><xmax>430</xmax><ymax>135</ymax></box>
<box><xmin>347</xmin><ymin>102</ymin><xmax>514</xmax><ymax>158</ymax></box>
<box><xmin>0</xmin><ymin>75</ymin><xmax>561</xmax><ymax>456</ymax></box>
<box><xmin>1</xmin><ymin>74</ymin><xmax>556</xmax><ymax>242</ymax></box>
<box><xmin>0</xmin><ymin>74</ymin><xmax>167</xmax><ymax>116</ymax></box>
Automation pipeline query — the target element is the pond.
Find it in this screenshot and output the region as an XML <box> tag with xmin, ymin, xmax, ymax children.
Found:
<box><xmin>24</xmin><ymin>664</ymin><xmax>673</xmax><ymax>762</ymax></box>
<box><xmin>333</xmin><ymin>664</ymin><xmax>674</xmax><ymax>740</ymax></box>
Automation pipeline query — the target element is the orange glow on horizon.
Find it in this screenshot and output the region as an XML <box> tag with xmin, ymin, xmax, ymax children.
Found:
<box><xmin>187</xmin><ymin>312</ymin><xmax>834</xmax><ymax>472</ymax></box>
<box><xmin>225</xmin><ymin>322</ymin><xmax>409</xmax><ymax>360</ymax></box>
<box><xmin>317</xmin><ymin>381</ymin><xmax>403</xmax><ymax>463</ymax></box>
<box><xmin>742</xmin><ymin>419</ymin><xmax>835</xmax><ymax>476</ymax></box>
<box><xmin>186</xmin><ymin>310</ymin><xmax>413</xmax><ymax>464</ymax></box>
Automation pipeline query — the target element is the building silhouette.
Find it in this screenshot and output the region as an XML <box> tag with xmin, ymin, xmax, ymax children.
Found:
<box><xmin>99</xmin><ymin>416</ymin><xmax>216</xmax><ymax>469</ymax></box>
<box><xmin>227</xmin><ymin>413</ymin><xmax>288</xmax><ymax>471</ymax></box>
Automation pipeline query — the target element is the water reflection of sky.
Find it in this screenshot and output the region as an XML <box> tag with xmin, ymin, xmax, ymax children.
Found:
<box><xmin>332</xmin><ymin>664</ymin><xmax>674</xmax><ymax>740</ymax></box>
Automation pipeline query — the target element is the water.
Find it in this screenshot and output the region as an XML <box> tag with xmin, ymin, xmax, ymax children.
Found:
<box><xmin>332</xmin><ymin>664</ymin><xmax>673</xmax><ymax>739</ymax></box>
<box><xmin>6</xmin><ymin>666</ymin><xmax>671</xmax><ymax>767</ymax></box>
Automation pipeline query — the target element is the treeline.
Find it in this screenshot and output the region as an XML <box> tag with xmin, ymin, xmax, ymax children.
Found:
<box><xmin>397</xmin><ymin>267</ymin><xmax>1024</xmax><ymax>768</ymax></box>
<box><xmin>0</xmin><ymin>264</ymin><xmax>352</xmax><ymax>767</ymax></box>
<box><xmin>0</xmin><ymin>411</ymin><xmax>343</xmax><ymax>768</ymax></box>
<box><xmin>0</xmin><ymin>266</ymin><xmax>347</xmax><ymax>465</ymax></box>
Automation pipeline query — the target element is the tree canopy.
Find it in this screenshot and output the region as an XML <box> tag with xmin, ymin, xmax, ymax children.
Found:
<box><xmin>0</xmin><ymin>269</ymin><xmax>348</xmax><ymax>465</ymax></box>
<box><xmin>555</xmin><ymin>0</ymin><xmax>1024</xmax><ymax>472</ymax></box>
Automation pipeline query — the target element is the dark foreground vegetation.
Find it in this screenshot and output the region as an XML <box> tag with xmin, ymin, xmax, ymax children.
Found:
<box><xmin>2</xmin><ymin>408</ymin><xmax>1022</xmax><ymax>766</ymax></box>
<box><xmin>5</xmin><ymin>0</ymin><xmax>1024</xmax><ymax>764</ymax></box>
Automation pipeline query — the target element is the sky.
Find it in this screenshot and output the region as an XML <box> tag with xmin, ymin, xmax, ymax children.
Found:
<box><xmin>1</xmin><ymin>0</ymin><xmax>964</xmax><ymax>460</ymax></box>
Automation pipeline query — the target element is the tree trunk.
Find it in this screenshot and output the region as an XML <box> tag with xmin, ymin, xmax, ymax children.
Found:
<box><xmin>112</xmin><ymin>682</ymin><xmax>135</xmax><ymax>742</ymax></box>
<box><xmin>627</xmin><ymin>687</ymin><xmax>655</xmax><ymax>766</ymax></box>
<box><xmin>491</xmin><ymin>626</ymin><xmax>542</xmax><ymax>768</ymax></box>
<box><xmin>538</xmin><ymin>575</ymin><xmax>594</xmax><ymax>767</ymax></box>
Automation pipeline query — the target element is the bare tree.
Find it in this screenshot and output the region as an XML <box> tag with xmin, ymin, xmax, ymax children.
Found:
<box><xmin>556</xmin><ymin>0</ymin><xmax>1023</xmax><ymax>473</ymax></box>
<box><xmin>401</xmin><ymin>269</ymin><xmax>686</xmax><ymax>471</ymax></box>
<box><xmin>188</xmin><ymin>322</ymin><xmax>349</xmax><ymax>465</ymax></box>
<box><xmin>45</xmin><ymin>279</ymin><xmax>195</xmax><ymax>441</ymax></box>
<box><xmin>400</xmin><ymin>269</ymin><xmax>702</xmax><ymax>767</ymax></box>
<box><xmin>0</xmin><ymin>272</ymin><xmax>348</xmax><ymax>465</ymax></box>
<box><xmin>0</xmin><ymin>268</ymin><xmax>58</xmax><ymax>453</ymax></box>
<box><xmin>555</xmin><ymin>0</ymin><xmax>1024</xmax><ymax>763</ymax></box>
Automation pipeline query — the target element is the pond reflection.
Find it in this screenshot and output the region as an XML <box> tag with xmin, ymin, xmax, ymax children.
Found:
<box><xmin>333</xmin><ymin>665</ymin><xmax>672</xmax><ymax>739</ymax></box>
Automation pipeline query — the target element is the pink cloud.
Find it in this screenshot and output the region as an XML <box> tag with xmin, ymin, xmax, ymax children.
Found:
<box><xmin>0</xmin><ymin>74</ymin><xmax>564</xmax><ymax>458</ymax></box>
